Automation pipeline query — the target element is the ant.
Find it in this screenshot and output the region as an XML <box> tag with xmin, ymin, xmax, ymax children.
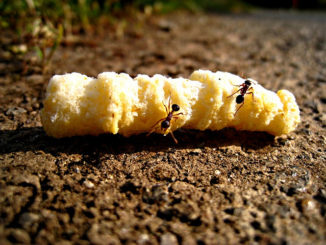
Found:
<box><xmin>147</xmin><ymin>97</ymin><xmax>183</xmax><ymax>144</ymax></box>
<box><xmin>227</xmin><ymin>79</ymin><xmax>255</xmax><ymax>115</ymax></box>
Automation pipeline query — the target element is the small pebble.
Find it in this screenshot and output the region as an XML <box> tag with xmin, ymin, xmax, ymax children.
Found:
<box><xmin>301</xmin><ymin>199</ymin><xmax>316</xmax><ymax>212</ymax></box>
<box><xmin>138</xmin><ymin>234</ymin><xmax>150</xmax><ymax>245</ymax></box>
<box><xmin>84</xmin><ymin>180</ymin><xmax>94</xmax><ymax>188</ymax></box>
<box><xmin>74</xmin><ymin>167</ymin><xmax>80</xmax><ymax>174</ymax></box>
<box><xmin>5</xmin><ymin>107</ymin><xmax>27</xmax><ymax>116</ymax></box>
<box><xmin>19</xmin><ymin>212</ymin><xmax>39</xmax><ymax>230</ymax></box>
<box><xmin>8</xmin><ymin>229</ymin><xmax>31</xmax><ymax>244</ymax></box>
<box><xmin>160</xmin><ymin>233</ymin><xmax>178</xmax><ymax>245</ymax></box>
<box><xmin>215</xmin><ymin>170</ymin><xmax>221</xmax><ymax>175</ymax></box>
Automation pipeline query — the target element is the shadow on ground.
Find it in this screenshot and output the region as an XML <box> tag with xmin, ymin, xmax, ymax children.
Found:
<box><xmin>1</xmin><ymin>127</ymin><xmax>275</xmax><ymax>155</ymax></box>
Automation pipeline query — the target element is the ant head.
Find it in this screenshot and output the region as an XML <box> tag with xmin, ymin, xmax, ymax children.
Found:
<box><xmin>172</xmin><ymin>104</ymin><xmax>180</xmax><ymax>112</ymax></box>
<box><xmin>161</xmin><ymin>120</ymin><xmax>170</xmax><ymax>129</ymax></box>
<box><xmin>244</xmin><ymin>80</ymin><xmax>251</xmax><ymax>86</ymax></box>
<box><xmin>236</xmin><ymin>95</ymin><xmax>244</xmax><ymax>104</ymax></box>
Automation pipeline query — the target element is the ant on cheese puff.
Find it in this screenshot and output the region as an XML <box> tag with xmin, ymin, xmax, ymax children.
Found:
<box><xmin>147</xmin><ymin>98</ymin><xmax>183</xmax><ymax>144</ymax></box>
<box><xmin>228</xmin><ymin>79</ymin><xmax>255</xmax><ymax>115</ymax></box>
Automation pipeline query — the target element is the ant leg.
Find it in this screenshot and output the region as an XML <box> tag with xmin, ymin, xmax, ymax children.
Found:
<box><xmin>168</xmin><ymin>94</ymin><xmax>171</xmax><ymax>111</ymax></box>
<box><xmin>234</xmin><ymin>102</ymin><xmax>244</xmax><ymax>115</ymax></box>
<box><xmin>169</xmin><ymin>130</ymin><xmax>178</xmax><ymax>144</ymax></box>
<box><xmin>248</xmin><ymin>92</ymin><xmax>255</xmax><ymax>101</ymax></box>
<box><xmin>173</xmin><ymin>112</ymin><xmax>184</xmax><ymax>116</ymax></box>
<box><xmin>170</xmin><ymin>112</ymin><xmax>184</xmax><ymax>123</ymax></box>
<box><xmin>146</xmin><ymin>118</ymin><xmax>165</xmax><ymax>136</ymax></box>
<box><xmin>247</xmin><ymin>91</ymin><xmax>254</xmax><ymax>102</ymax></box>
<box><xmin>227</xmin><ymin>88</ymin><xmax>242</xmax><ymax>98</ymax></box>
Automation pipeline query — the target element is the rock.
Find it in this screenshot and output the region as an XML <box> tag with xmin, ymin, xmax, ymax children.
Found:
<box><xmin>87</xmin><ymin>223</ymin><xmax>119</xmax><ymax>245</ymax></box>
<box><xmin>181</xmin><ymin>236</ymin><xmax>197</xmax><ymax>245</ymax></box>
<box><xmin>12</xmin><ymin>174</ymin><xmax>40</xmax><ymax>190</ymax></box>
<box><xmin>5</xmin><ymin>107</ymin><xmax>27</xmax><ymax>117</ymax></box>
<box><xmin>171</xmin><ymin>181</ymin><xmax>196</xmax><ymax>193</ymax></box>
<box><xmin>19</xmin><ymin>212</ymin><xmax>40</xmax><ymax>230</ymax></box>
<box><xmin>137</xmin><ymin>233</ymin><xmax>151</xmax><ymax>245</ymax></box>
<box><xmin>297</xmin><ymin>199</ymin><xmax>316</xmax><ymax>213</ymax></box>
<box><xmin>84</xmin><ymin>180</ymin><xmax>95</xmax><ymax>189</ymax></box>
<box><xmin>215</xmin><ymin>170</ymin><xmax>221</xmax><ymax>175</ymax></box>
<box><xmin>150</xmin><ymin>163</ymin><xmax>178</xmax><ymax>181</ymax></box>
<box><xmin>278</xmin><ymin>166</ymin><xmax>311</xmax><ymax>196</ymax></box>
<box><xmin>142</xmin><ymin>185</ymin><xmax>168</xmax><ymax>204</ymax></box>
<box><xmin>160</xmin><ymin>233</ymin><xmax>178</xmax><ymax>245</ymax></box>
<box><xmin>7</xmin><ymin>229</ymin><xmax>31</xmax><ymax>244</ymax></box>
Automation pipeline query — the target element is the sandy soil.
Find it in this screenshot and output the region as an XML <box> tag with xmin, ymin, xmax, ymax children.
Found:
<box><xmin>1</xmin><ymin>10</ymin><xmax>326</xmax><ymax>244</ymax></box>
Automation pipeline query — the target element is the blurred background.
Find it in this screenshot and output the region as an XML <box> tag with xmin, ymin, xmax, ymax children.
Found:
<box><xmin>2</xmin><ymin>0</ymin><xmax>326</xmax><ymax>31</ymax></box>
<box><xmin>1</xmin><ymin>0</ymin><xmax>326</xmax><ymax>73</ymax></box>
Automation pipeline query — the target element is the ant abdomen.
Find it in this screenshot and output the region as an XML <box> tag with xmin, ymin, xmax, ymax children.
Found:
<box><xmin>236</xmin><ymin>95</ymin><xmax>244</xmax><ymax>104</ymax></box>
<box><xmin>161</xmin><ymin>120</ymin><xmax>170</xmax><ymax>129</ymax></box>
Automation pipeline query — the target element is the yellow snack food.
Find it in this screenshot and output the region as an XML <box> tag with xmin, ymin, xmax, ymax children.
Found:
<box><xmin>40</xmin><ymin>70</ymin><xmax>300</xmax><ymax>138</ymax></box>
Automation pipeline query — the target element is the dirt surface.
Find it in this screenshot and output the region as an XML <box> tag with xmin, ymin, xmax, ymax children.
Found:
<box><xmin>1</xmin><ymin>10</ymin><xmax>326</xmax><ymax>244</ymax></box>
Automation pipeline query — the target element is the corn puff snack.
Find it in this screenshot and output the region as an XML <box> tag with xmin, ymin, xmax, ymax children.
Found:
<box><xmin>40</xmin><ymin>70</ymin><xmax>300</xmax><ymax>139</ymax></box>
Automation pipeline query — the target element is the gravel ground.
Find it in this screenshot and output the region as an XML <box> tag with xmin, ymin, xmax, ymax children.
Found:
<box><xmin>1</xmin><ymin>10</ymin><xmax>326</xmax><ymax>245</ymax></box>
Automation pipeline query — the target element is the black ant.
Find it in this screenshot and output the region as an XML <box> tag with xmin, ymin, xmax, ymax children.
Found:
<box><xmin>227</xmin><ymin>79</ymin><xmax>255</xmax><ymax>114</ymax></box>
<box><xmin>147</xmin><ymin>98</ymin><xmax>183</xmax><ymax>144</ymax></box>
